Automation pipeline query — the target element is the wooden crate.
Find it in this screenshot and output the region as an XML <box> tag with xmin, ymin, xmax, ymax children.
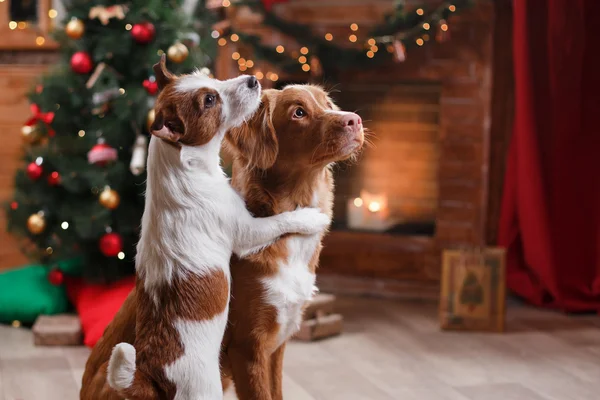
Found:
<box><xmin>294</xmin><ymin>293</ymin><xmax>343</xmax><ymax>341</ymax></box>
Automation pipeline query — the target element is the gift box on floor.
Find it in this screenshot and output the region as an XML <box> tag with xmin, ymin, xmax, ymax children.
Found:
<box><xmin>439</xmin><ymin>247</ymin><xmax>506</xmax><ymax>332</ymax></box>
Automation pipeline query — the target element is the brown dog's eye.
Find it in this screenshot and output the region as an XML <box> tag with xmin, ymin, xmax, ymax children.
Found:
<box><xmin>293</xmin><ymin>108</ymin><xmax>306</xmax><ymax>119</ymax></box>
<box><xmin>204</xmin><ymin>94</ymin><xmax>216</xmax><ymax>108</ymax></box>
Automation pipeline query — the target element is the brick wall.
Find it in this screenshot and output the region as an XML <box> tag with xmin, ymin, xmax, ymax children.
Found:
<box><xmin>219</xmin><ymin>0</ymin><xmax>497</xmax><ymax>293</ymax></box>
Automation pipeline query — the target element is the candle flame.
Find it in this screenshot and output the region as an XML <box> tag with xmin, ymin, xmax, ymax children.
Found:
<box><xmin>368</xmin><ymin>201</ymin><xmax>381</xmax><ymax>213</ymax></box>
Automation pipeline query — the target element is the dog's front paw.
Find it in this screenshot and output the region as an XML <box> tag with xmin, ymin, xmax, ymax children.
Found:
<box><xmin>288</xmin><ymin>208</ymin><xmax>331</xmax><ymax>235</ymax></box>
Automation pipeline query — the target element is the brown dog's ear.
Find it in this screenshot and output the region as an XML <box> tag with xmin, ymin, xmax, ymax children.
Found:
<box><xmin>226</xmin><ymin>90</ymin><xmax>279</xmax><ymax>170</ymax></box>
<box><xmin>153</xmin><ymin>54</ymin><xmax>174</xmax><ymax>91</ymax></box>
<box><xmin>150</xmin><ymin>110</ymin><xmax>183</xmax><ymax>143</ymax></box>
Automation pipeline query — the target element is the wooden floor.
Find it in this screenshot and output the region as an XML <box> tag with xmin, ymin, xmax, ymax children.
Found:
<box><xmin>1</xmin><ymin>296</ymin><xmax>600</xmax><ymax>400</ymax></box>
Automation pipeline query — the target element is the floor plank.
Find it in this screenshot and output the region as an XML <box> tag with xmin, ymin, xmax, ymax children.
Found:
<box><xmin>1</xmin><ymin>295</ymin><xmax>600</xmax><ymax>400</ymax></box>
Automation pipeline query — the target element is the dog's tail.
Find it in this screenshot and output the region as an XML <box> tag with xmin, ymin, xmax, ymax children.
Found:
<box><xmin>107</xmin><ymin>343</ymin><xmax>158</xmax><ymax>399</ymax></box>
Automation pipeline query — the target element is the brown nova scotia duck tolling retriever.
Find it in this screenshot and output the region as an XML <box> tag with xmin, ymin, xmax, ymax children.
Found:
<box><xmin>80</xmin><ymin>84</ymin><xmax>365</xmax><ymax>400</ymax></box>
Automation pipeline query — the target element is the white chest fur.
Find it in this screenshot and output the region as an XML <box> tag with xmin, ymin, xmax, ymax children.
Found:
<box><xmin>261</xmin><ymin>190</ymin><xmax>324</xmax><ymax>349</ymax></box>
<box><xmin>261</xmin><ymin>234</ymin><xmax>319</xmax><ymax>349</ymax></box>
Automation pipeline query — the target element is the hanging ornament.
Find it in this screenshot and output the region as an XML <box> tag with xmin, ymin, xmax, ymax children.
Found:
<box><xmin>65</xmin><ymin>18</ymin><xmax>85</xmax><ymax>39</ymax></box>
<box><xmin>167</xmin><ymin>42</ymin><xmax>189</xmax><ymax>64</ymax></box>
<box><xmin>99</xmin><ymin>187</ymin><xmax>121</xmax><ymax>209</ymax></box>
<box><xmin>27</xmin><ymin>212</ymin><xmax>46</xmax><ymax>235</ymax></box>
<box><xmin>99</xmin><ymin>232</ymin><xmax>123</xmax><ymax>257</ymax></box>
<box><xmin>88</xmin><ymin>139</ymin><xmax>118</xmax><ymax>166</ymax></box>
<box><xmin>27</xmin><ymin>161</ymin><xmax>43</xmax><ymax>180</ymax></box>
<box><xmin>436</xmin><ymin>19</ymin><xmax>450</xmax><ymax>42</ymax></box>
<box><xmin>181</xmin><ymin>32</ymin><xmax>201</xmax><ymax>48</ymax></box>
<box><xmin>23</xmin><ymin>103</ymin><xmax>55</xmax><ymax>138</ymax></box>
<box><xmin>130</xmin><ymin>134</ymin><xmax>148</xmax><ymax>175</ymax></box>
<box><xmin>47</xmin><ymin>171</ymin><xmax>61</xmax><ymax>186</ymax></box>
<box><xmin>131</xmin><ymin>22</ymin><xmax>156</xmax><ymax>44</ymax></box>
<box><xmin>21</xmin><ymin>123</ymin><xmax>42</xmax><ymax>144</ymax></box>
<box><xmin>392</xmin><ymin>40</ymin><xmax>406</xmax><ymax>62</ymax></box>
<box><xmin>71</xmin><ymin>51</ymin><xmax>93</xmax><ymax>74</ymax></box>
<box><xmin>147</xmin><ymin>109</ymin><xmax>156</xmax><ymax>131</ymax></box>
<box><xmin>143</xmin><ymin>77</ymin><xmax>159</xmax><ymax>95</ymax></box>
<box><xmin>48</xmin><ymin>268</ymin><xmax>64</xmax><ymax>286</ymax></box>
<box><xmin>262</xmin><ymin>0</ymin><xmax>289</xmax><ymax>11</ymax></box>
<box><xmin>89</xmin><ymin>5</ymin><xmax>128</xmax><ymax>25</ymax></box>
<box><xmin>309</xmin><ymin>56</ymin><xmax>323</xmax><ymax>79</ymax></box>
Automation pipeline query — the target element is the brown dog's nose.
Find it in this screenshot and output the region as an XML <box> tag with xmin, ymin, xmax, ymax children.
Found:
<box><xmin>247</xmin><ymin>76</ymin><xmax>259</xmax><ymax>89</ymax></box>
<box><xmin>343</xmin><ymin>113</ymin><xmax>362</xmax><ymax>128</ymax></box>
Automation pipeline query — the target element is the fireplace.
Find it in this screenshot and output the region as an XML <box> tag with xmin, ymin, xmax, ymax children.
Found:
<box><xmin>331</xmin><ymin>82</ymin><xmax>441</xmax><ymax>237</ymax></box>
<box><xmin>216</xmin><ymin>0</ymin><xmax>503</xmax><ymax>298</ymax></box>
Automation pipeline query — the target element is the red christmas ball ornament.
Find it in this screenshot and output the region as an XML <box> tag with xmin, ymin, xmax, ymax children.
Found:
<box><xmin>48</xmin><ymin>269</ymin><xmax>64</xmax><ymax>286</ymax></box>
<box><xmin>48</xmin><ymin>171</ymin><xmax>61</xmax><ymax>186</ymax></box>
<box><xmin>27</xmin><ymin>162</ymin><xmax>43</xmax><ymax>180</ymax></box>
<box><xmin>70</xmin><ymin>51</ymin><xmax>93</xmax><ymax>74</ymax></box>
<box><xmin>143</xmin><ymin>78</ymin><xmax>158</xmax><ymax>95</ymax></box>
<box><xmin>262</xmin><ymin>0</ymin><xmax>289</xmax><ymax>11</ymax></box>
<box><xmin>87</xmin><ymin>140</ymin><xmax>118</xmax><ymax>166</ymax></box>
<box><xmin>99</xmin><ymin>232</ymin><xmax>123</xmax><ymax>257</ymax></box>
<box><xmin>131</xmin><ymin>22</ymin><xmax>155</xmax><ymax>44</ymax></box>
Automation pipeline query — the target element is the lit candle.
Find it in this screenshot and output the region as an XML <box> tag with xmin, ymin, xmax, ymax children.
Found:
<box><xmin>347</xmin><ymin>190</ymin><xmax>394</xmax><ymax>232</ymax></box>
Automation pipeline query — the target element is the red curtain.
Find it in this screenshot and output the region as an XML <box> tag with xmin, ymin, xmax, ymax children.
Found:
<box><xmin>498</xmin><ymin>0</ymin><xmax>600</xmax><ymax>311</ymax></box>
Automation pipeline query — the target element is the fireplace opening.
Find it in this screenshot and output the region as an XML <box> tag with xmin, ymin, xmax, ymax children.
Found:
<box><xmin>330</xmin><ymin>81</ymin><xmax>441</xmax><ymax>237</ymax></box>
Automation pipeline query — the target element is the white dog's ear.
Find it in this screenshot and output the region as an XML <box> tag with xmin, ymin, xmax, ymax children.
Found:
<box><xmin>152</xmin><ymin>54</ymin><xmax>174</xmax><ymax>92</ymax></box>
<box><xmin>150</xmin><ymin>110</ymin><xmax>182</xmax><ymax>143</ymax></box>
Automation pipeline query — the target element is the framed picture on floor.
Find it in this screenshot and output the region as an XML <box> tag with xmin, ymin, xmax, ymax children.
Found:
<box><xmin>440</xmin><ymin>247</ymin><xmax>506</xmax><ymax>332</ymax></box>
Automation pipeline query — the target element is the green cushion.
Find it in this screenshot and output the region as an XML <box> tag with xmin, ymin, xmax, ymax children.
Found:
<box><xmin>0</xmin><ymin>259</ymin><xmax>83</xmax><ymax>324</ymax></box>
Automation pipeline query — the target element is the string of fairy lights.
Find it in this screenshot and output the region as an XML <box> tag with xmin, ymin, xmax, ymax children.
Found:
<box><xmin>211</xmin><ymin>0</ymin><xmax>467</xmax><ymax>80</ymax></box>
<box><xmin>4</xmin><ymin>6</ymin><xmax>60</xmax><ymax>47</ymax></box>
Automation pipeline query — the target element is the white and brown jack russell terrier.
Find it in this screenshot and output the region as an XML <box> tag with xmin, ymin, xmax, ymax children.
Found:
<box><xmin>105</xmin><ymin>56</ymin><xmax>330</xmax><ymax>400</ymax></box>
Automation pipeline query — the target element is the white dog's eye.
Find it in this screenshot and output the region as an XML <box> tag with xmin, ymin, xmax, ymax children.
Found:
<box><xmin>293</xmin><ymin>108</ymin><xmax>306</xmax><ymax>119</ymax></box>
<box><xmin>205</xmin><ymin>94</ymin><xmax>216</xmax><ymax>108</ymax></box>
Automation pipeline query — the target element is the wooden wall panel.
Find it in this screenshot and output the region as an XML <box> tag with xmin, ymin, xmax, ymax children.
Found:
<box><xmin>0</xmin><ymin>65</ymin><xmax>48</xmax><ymax>270</ymax></box>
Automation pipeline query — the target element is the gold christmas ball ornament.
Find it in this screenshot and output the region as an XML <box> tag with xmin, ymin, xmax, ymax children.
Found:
<box><xmin>65</xmin><ymin>18</ymin><xmax>85</xmax><ymax>40</ymax></box>
<box><xmin>146</xmin><ymin>109</ymin><xmax>155</xmax><ymax>131</ymax></box>
<box><xmin>27</xmin><ymin>213</ymin><xmax>46</xmax><ymax>235</ymax></box>
<box><xmin>167</xmin><ymin>42</ymin><xmax>189</xmax><ymax>64</ymax></box>
<box><xmin>21</xmin><ymin>124</ymin><xmax>41</xmax><ymax>144</ymax></box>
<box><xmin>99</xmin><ymin>187</ymin><xmax>120</xmax><ymax>209</ymax></box>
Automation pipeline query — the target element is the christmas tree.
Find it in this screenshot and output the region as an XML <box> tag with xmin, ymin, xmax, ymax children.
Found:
<box><xmin>6</xmin><ymin>0</ymin><xmax>215</xmax><ymax>283</ymax></box>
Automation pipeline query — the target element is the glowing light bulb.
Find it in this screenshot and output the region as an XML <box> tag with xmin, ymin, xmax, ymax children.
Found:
<box><xmin>368</xmin><ymin>201</ymin><xmax>381</xmax><ymax>213</ymax></box>
<box><xmin>354</xmin><ymin>198</ymin><xmax>363</xmax><ymax>207</ymax></box>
